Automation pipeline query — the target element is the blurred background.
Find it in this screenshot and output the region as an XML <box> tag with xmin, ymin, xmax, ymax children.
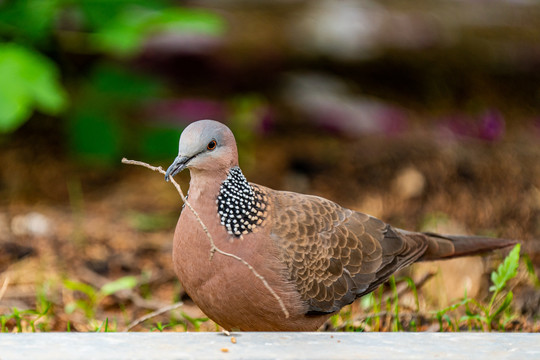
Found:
<box><xmin>0</xmin><ymin>0</ymin><xmax>539</xmax><ymax>332</ymax></box>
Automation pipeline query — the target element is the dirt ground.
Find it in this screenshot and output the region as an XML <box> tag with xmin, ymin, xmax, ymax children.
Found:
<box><xmin>1</xmin><ymin>118</ymin><xmax>539</xmax><ymax>332</ymax></box>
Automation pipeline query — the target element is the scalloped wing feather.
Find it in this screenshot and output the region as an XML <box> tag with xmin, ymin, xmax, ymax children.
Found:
<box><xmin>268</xmin><ymin>190</ymin><xmax>428</xmax><ymax>314</ymax></box>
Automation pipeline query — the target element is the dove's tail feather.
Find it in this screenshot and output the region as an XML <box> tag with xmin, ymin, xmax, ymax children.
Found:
<box><xmin>417</xmin><ymin>232</ymin><xmax>517</xmax><ymax>261</ymax></box>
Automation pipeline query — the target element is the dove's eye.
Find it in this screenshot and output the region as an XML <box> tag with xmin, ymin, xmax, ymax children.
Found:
<box><xmin>207</xmin><ymin>140</ymin><xmax>217</xmax><ymax>150</ymax></box>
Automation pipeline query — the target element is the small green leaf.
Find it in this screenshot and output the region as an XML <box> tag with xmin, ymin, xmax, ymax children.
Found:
<box><xmin>489</xmin><ymin>244</ymin><xmax>520</xmax><ymax>292</ymax></box>
<box><xmin>63</xmin><ymin>279</ymin><xmax>97</xmax><ymax>298</ymax></box>
<box><xmin>95</xmin><ymin>318</ymin><xmax>109</xmax><ymax>332</ymax></box>
<box><xmin>490</xmin><ymin>291</ymin><xmax>514</xmax><ymax>321</ymax></box>
<box><xmin>360</xmin><ymin>292</ymin><xmax>374</xmax><ymax>310</ymax></box>
<box><xmin>460</xmin><ymin>314</ymin><xmax>482</xmax><ymax>322</ymax></box>
<box><xmin>64</xmin><ymin>302</ymin><xmax>78</xmax><ymax>315</ymax></box>
<box><xmin>100</xmin><ymin>276</ymin><xmax>137</xmax><ymax>296</ymax></box>
<box><xmin>181</xmin><ymin>311</ymin><xmax>208</xmax><ymax>331</ymax></box>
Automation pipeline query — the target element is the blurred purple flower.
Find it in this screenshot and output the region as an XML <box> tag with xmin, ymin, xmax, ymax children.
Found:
<box><xmin>437</xmin><ymin>110</ymin><xmax>505</xmax><ymax>142</ymax></box>
<box><xmin>258</xmin><ymin>107</ymin><xmax>275</xmax><ymax>135</ymax></box>
<box><xmin>382</xmin><ymin>107</ymin><xmax>409</xmax><ymax>136</ymax></box>
<box><xmin>437</xmin><ymin>114</ymin><xmax>475</xmax><ymax>139</ymax></box>
<box><xmin>477</xmin><ymin>110</ymin><xmax>505</xmax><ymax>141</ymax></box>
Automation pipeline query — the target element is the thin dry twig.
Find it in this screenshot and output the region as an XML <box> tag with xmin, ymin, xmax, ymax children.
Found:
<box><xmin>125</xmin><ymin>301</ymin><xmax>184</xmax><ymax>331</ymax></box>
<box><xmin>121</xmin><ymin>158</ymin><xmax>290</xmax><ymax>319</ymax></box>
<box><xmin>0</xmin><ymin>276</ymin><xmax>10</xmax><ymax>302</ymax></box>
<box><xmin>382</xmin><ymin>271</ymin><xmax>436</xmax><ymax>303</ymax></box>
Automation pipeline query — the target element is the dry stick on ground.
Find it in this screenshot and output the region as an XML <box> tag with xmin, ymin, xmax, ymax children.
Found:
<box><xmin>121</xmin><ymin>158</ymin><xmax>290</xmax><ymax>320</ymax></box>
<box><xmin>0</xmin><ymin>276</ymin><xmax>10</xmax><ymax>302</ymax></box>
<box><xmin>125</xmin><ymin>302</ymin><xmax>184</xmax><ymax>331</ymax></box>
<box><xmin>382</xmin><ymin>271</ymin><xmax>436</xmax><ymax>303</ymax></box>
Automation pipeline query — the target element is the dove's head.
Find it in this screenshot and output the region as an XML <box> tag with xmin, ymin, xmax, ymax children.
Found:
<box><xmin>165</xmin><ymin>120</ymin><xmax>238</xmax><ymax>181</ymax></box>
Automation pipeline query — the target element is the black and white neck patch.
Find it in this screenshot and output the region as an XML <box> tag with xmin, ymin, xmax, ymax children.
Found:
<box><xmin>216</xmin><ymin>167</ymin><xmax>268</xmax><ymax>237</ymax></box>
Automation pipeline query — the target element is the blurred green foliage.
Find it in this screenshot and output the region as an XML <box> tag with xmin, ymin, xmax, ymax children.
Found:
<box><xmin>0</xmin><ymin>0</ymin><xmax>225</xmax><ymax>51</ymax></box>
<box><xmin>64</xmin><ymin>276</ymin><xmax>138</xmax><ymax>320</ymax></box>
<box><xmin>0</xmin><ymin>0</ymin><xmax>226</xmax><ymax>162</ymax></box>
<box><xmin>68</xmin><ymin>64</ymin><xmax>165</xmax><ymax>162</ymax></box>
<box><xmin>0</xmin><ymin>43</ymin><xmax>67</xmax><ymax>132</ymax></box>
<box><xmin>0</xmin><ymin>0</ymin><xmax>60</xmax><ymax>45</ymax></box>
<box><xmin>92</xmin><ymin>6</ymin><xmax>225</xmax><ymax>56</ymax></box>
<box><xmin>433</xmin><ymin>244</ymin><xmax>521</xmax><ymax>332</ymax></box>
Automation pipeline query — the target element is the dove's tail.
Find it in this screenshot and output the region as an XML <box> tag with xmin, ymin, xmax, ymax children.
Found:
<box><xmin>417</xmin><ymin>232</ymin><xmax>518</xmax><ymax>261</ymax></box>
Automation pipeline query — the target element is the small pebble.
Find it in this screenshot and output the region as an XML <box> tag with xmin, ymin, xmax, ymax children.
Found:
<box><xmin>11</xmin><ymin>212</ymin><xmax>52</xmax><ymax>237</ymax></box>
<box><xmin>221</xmin><ymin>348</ymin><xmax>229</xmax><ymax>353</ymax></box>
<box><xmin>231</xmin><ymin>337</ymin><xmax>237</xmax><ymax>344</ymax></box>
<box><xmin>392</xmin><ymin>166</ymin><xmax>425</xmax><ymax>199</ymax></box>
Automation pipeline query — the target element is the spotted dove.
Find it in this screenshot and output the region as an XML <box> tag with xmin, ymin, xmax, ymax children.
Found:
<box><xmin>165</xmin><ymin>119</ymin><xmax>517</xmax><ymax>331</ymax></box>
